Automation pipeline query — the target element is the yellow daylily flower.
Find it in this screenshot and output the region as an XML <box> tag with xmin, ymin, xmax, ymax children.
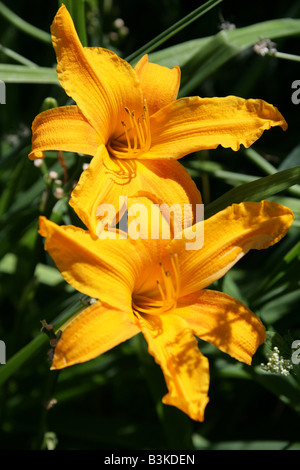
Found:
<box><xmin>39</xmin><ymin>200</ymin><xmax>294</xmax><ymax>421</ymax></box>
<box><xmin>29</xmin><ymin>5</ymin><xmax>287</xmax><ymax>234</ymax></box>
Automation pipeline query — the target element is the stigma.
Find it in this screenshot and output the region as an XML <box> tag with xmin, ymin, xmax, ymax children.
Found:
<box><xmin>108</xmin><ymin>100</ymin><xmax>151</xmax><ymax>159</ymax></box>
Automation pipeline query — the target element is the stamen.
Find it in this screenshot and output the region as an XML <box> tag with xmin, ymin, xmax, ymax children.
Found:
<box><xmin>132</xmin><ymin>252</ymin><xmax>180</xmax><ymax>316</ymax></box>
<box><xmin>121</xmin><ymin>121</ymin><xmax>131</xmax><ymax>151</ymax></box>
<box><xmin>170</xmin><ymin>253</ymin><xmax>180</xmax><ymax>297</ymax></box>
<box><xmin>156</xmin><ymin>279</ymin><xmax>166</xmax><ymax>302</ymax></box>
<box><xmin>107</xmin><ymin>99</ymin><xmax>151</xmax><ymax>159</ymax></box>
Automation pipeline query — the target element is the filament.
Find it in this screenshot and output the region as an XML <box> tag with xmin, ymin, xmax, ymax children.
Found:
<box><xmin>107</xmin><ymin>100</ymin><xmax>151</xmax><ymax>159</ymax></box>
<box><xmin>132</xmin><ymin>252</ymin><xmax>180</xmax><ymax>316</ymax></box>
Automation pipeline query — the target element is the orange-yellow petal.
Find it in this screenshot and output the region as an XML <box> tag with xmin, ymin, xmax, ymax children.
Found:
<box><xmin>51</xmin><ymin>300</ymin><xmax>140</xmax><ymax>369</ymax></box>
<box><xmin>69</xmin><ymin>145</ymin><xmax>202</xmax><ymax>236</ymax></box>
<box><xmin>29</xmin><ymin>105</ymin><xmax>101</xmax><ymax>160</ymax></box>
<box><xmin>136</xmin><ymin>312</ymin><xmax>210</xmax><ymax>422</ymax></box>
<box><xmin>83</xmin><ymin>47</ymin><xmax>144</xmax><ymax>140</ymax></box>
<box><xmin>171</xmin><ymin>200</ymin><xmax>294</xmax><ymax>296</ymax></box>
<box><xmin>51</xmin><ymin>5</ymin><xmax>111</xmax><ymax>140</ymax></box>
<box><xmin>134</xmin><ymin>54</ymin><xmax>181</xmax><ymax>115</ymax></box>
<box><xmin>175</xmin><ymin>289</ymin><xmax>266</xmax><ymax>365</ymax></box>
<box><xmin>39</xmin><ymin>216</ymin><xmax>141</xmax><ymax>306</ymax></box>
<box><xmin>142</xmin><ymin>96</ymin><xmax>287</xmax><ymax>159</ymax></box>
<box><xmin>51</xmin><ymin>5</ymin><xmax>143</xmax><ymax>142</ymax></box>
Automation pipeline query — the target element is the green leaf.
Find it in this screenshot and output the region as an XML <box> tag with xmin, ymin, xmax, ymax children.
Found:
<box><xmin>126</xmin><ymin>0</ymin><xmax>223</xmax><ymax>64</ymax></box>
<box><xmin>0</xmin><ymin>1</ymin><xmax>52</xmax><ymax>44</ymax></box>
<box><xmin>278</xmin><ymin>142</ymin><xmax>300</xmax><ymax>171</ymax></box>
<box><xmin>204</xmin><ymin>165</ymin><xmax>300</xmax><ymax>219</ymax></box>
<box><xmin>0</xmin><ymin>64</ymin><xmax>59</xmax><ymax>84</ymax></box>
<box><xmin>149</xmin><ymin>18</ymin><xmax>300</xmax><ymax>94</ymax></box>
<box><xmin>253</xmin><ymin>365</ymin><xmax>300</xmax><ymax>415</ymax></box>
<box><xmin>258</xmin><ymin>290</ymin><xmax>300</xmax><ymax>324</ymax></box>
<box><xmin>195</xmin><ymin>440</ymin><xmax>294</xmax><ymax>450</ymax></box>
<box><xmin>0</xmin><ymin>44</ymin><xmax>38</xmax><ymax>67</ymax></box>
<box><xmin>71</xmin><ymin>0</ymin><xmax>88</xmax><ymax>47</ymax></box>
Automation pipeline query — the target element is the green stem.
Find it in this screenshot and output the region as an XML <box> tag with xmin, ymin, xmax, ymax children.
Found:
<box><xmin>270</xmin><ymin>51</ymin><xmax>300</xmax><ymax>62</ymax></box>
<box><xmin>125</xmin><ymin>0</ymin><xmax>223</xmax><ymax>64</ymax></box>
<box><xmin>35</xmin><ymin>369</ymin><xmax>60</xmax><ymax>450</ymax></box>
<box><xmin>0</xmin><ymin>294</ymin><xmax>87</xmax><ymax>387</ymax></box>
<box><xmin>0</xmin><ymin>2</ymin><xmax>52</xmax><ymax>44</ymax></box>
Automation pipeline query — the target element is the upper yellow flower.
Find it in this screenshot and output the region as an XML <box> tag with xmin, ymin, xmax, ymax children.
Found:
<box><xmin>29</xmin><ymin>5</ymin><xmax>288</xmax><ymax>234</ymax></box>
<box><xmin>39</xmin><ymin>200</ymin><xmax>294</xmax><ymax>421</ymax></box>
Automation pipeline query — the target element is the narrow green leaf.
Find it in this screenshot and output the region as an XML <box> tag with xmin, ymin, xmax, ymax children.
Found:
<box><xmin>203</xmin><ymin>441</ymin><xmax>294</xmax><ymax>450</ymax></box>
<box><xmin>149</xmin><ymin>18</ymin><xmax>300</xmax><ymax>94</ymax></box>
<box><xmin>187</xmin><ymin>159</ymin><xmax>256</xmax><ymax>185</ymax></box>
<box><xmin>250</xmin><ymin>233</ymin><xmax>300</xmax><ymax>305</ymax></box>
<box><xmin>0</xmin><ymin>64</ymin><xmax>59</xmax><ymax>84</ymax></box>
<box><xmin>244</xmin><ymin>148</ymin><xmax>300</xmax><ymax>198</ymax></box>
<box><xmin>126</xmin><ymin>0</ymin><xmax>223</xmax><ymax>64</ymax></box>
<box><xmin>71</xmin><ymin>0</ymin><xmax>88</xmax><ymax>47</ymax></box>
<box><xmin>205</xmin><ymin>166</ymin><xmax>300</xmax><ymax>219</ymax></box>
<box><xmin>244</xmin><ymin>148</ymin><xmax>277</xmax><ymax>176</ymax></box>
<box><xmin>278</xmin><ymin>142</ymin><xmax>300</xmax><ymax>171</ymax></box>
<box><xmin>0</xmin><ymin>1</ymin><xmax>52</xmax><ymax>44</ymax></box>
<box><xmin>258</xmin><ymin>290</ymin><xmax>300</xmax><ymax>324</ymax></box>
<box><xmin>253</xmin><ymin>365</ymin><xmax>300</xmax><ymax>415</ymax></box>
<box><xmin>0</xmin><ymin>44</ymin><xmax>38</xmax><ymax>67</ymax></box>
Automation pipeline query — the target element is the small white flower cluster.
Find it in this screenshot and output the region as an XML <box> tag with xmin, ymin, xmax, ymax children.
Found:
<box><xmin>253</xmin><ymin>39</ymin><xmax>277</xmax><ymax>57</ymax></box>
<box><xmin>219</xmin><ymin>20</ymin><xmax>236</xmax><ymax>31</ymax></box>
<box><xmin>261</xmin><ymin>346</ymin><xmax>293</xmax><ymax>376</ymax></box>
<box><xmin>46</xmin><ymin>171</ymin><xmax>64</xmax><ymax>199</ymax></box>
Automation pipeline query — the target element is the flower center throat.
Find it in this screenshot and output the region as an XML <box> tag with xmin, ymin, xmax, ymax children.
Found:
<box><xmin>108</xmin><ymin>100</ymin><xmax>151</xmax><ymax>159</ymax></box>
<box><xmin>133</xmin><ymin>253</ymin><xmax>180</xmax><ymax>316</ymax></box>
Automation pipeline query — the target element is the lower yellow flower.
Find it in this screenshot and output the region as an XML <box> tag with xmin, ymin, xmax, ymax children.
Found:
<box><xmin>40</xmin><ymin>200</ymin><xmax>294</xmax><ymax>421</ymax></box>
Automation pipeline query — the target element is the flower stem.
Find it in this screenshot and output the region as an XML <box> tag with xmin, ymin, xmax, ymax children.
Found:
<box><xmin>0</xmin><ymin>294</ymin><xmax>88</xmax><ymax>387</ymax></box>
<box><xmin>270</xmin><ymin>51</ymin><xmax>300</xmax><ymax>62</ymax></box>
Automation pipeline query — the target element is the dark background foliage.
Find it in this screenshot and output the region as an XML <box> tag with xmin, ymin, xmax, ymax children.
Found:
<box><xmin>0</xmin><ymin>0</ymin><xmax>300</xmax><ymax>451</ymax></box>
